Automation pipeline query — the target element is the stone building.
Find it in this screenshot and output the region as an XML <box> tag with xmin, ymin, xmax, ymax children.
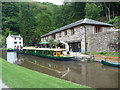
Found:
<box><xmin>41</xmin><ymin>18</ymin><xmax>114</xmax><ymax>53</ymax></box>
<box><xmin>6</xmin><ymin>34</ymin><xmax>23</xmax><ymax>49</ymax></box>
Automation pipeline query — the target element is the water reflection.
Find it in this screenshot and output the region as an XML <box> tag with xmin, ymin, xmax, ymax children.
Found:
<box><xmin>1</xmin><ymin>51</ymin><xmax>119</xmax><ymax>88</ymax></box>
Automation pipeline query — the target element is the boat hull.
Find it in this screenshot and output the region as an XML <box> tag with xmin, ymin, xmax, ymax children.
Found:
<box><xmin>101</xmin><ymin>60</ymin><xmax>120</xmax><ymax>67</ymax></box>
<box><xmin>18</xmin><ymin>50</ymin><xmax>76</xmax><ymax>61</ymax></box>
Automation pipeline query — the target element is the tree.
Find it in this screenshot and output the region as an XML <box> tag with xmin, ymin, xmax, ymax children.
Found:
<box><xmin>57</xmin><ymin>2</ymin><xmax>86</xmax><ymax>27</ymax></box>
<box><xmin>85</xmin><ymin>3</ymin><xmax>103</xmax><ymax>20</ymax></box>
<box><xmin>49</xmin><ymin>39</ymin><xmax>60</xmax><ymax>48</ymax></box>
<box><xmin>2</xmin><ymin>2</ymin><xmax>20</xmax><ymax>33</ymax></box>
<box><xmin>19</xmin><ymin>3</ymin><xmax>37</xmax><ymax>45</ymax></box>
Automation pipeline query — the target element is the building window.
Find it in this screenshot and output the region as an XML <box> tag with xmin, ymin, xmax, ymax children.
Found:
<box><xmin>15</xmin><ymin>37</ymin><xmax>16</xmax><ymax>40</ymax></box>
<box><xmin>46</xmin><ymin>37</ymin><xmax>48</xmax><ymax>41</ymax></box>
<box><xmin>64</xmin><ymin>31</ymin><xmax>67</xmax><ymax>35</ymax></box>
<box><xmin>19</xmin><ymin>38</ymin><xmax>21</xmax><ymax>40</ymax></box>
<box><xmin>52</xmin><ymin>34</ymin><xmax>56</xmax><ymax>39</ymax></box>
<box><xmin>94</xmin><ymin>26</ymin><xmax>102</xmax><ymax>33</ymax></box>
<box><xmin>19</xmin><ymin>42</ymin><xmax>21</xmax><ymax>44</ymax></box>
<box><xmin>59</xmin><ymin>32</ymin><xmax>61</xmax><ymax>37</ymax></box>
<box><xmin>71</xmin><ymin>28</ymin><xmax>75</xmax><ymax>35</ymax></box>
<box><xmin>14</xmin><ymin>42</ymin><xmax>17</xmax><ymax>44</ymax></box>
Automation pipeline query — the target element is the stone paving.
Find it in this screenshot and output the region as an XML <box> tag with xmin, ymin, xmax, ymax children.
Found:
<box><xmin>69</xmin><ymin>52</ymin><xmax>92</xmax><ymax>60</ymax></box>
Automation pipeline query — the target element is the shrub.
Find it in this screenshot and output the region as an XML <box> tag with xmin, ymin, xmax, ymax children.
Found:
<box><xmin>99</xmin><ymin>51</ymin><xmax>107</xmax><ymax>55</ymax></box>
<box><xmin>85</xmin><ymin>51</ymin><xmax>90</xmax><ymax>55</ymax></box>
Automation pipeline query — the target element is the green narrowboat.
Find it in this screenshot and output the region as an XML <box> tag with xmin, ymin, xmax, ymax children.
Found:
<box><xmin>19</xmin><ymin>47</ymin><xmax>75</xmax><ymax>61</ymax></box>
<box><xmin>101</xmin><ymin>60</ymin><xmax>120</xmax><ymax>67</ymax></box>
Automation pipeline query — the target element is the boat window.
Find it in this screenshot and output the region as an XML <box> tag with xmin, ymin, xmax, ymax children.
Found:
<box><xmin>54</xmin><ymin>51</ymin><xmax>56</xmax><ymax>55</ymax></box>
<box><xmin>42</xmin><ymin>51</ymin><xmax>46</xmax><ymax>55</ymax></box>
<box><xmin>48</xmin><ymin>51</ymin><xmax>51</xmax><ymax>55</ymax></box>
<box><xmin>56</xmin><ymin>51</ymin><xmax>61</xmax><ymax>56</ymax></box>
<box><xmin>60</xmin><ymin>51</ymin><xmax>63</xmax><ymax>55</ymax></box>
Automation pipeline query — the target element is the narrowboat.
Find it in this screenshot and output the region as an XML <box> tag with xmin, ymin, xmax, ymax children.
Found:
<box><xmin>101</xmin><ymin>60</ymin><xmax>120</xmax><ymax>67</ymax></box>
<box><xmin>19</xmin><ymin>47</ymin><xmax>75</xmax><ymax>61</ymax></box>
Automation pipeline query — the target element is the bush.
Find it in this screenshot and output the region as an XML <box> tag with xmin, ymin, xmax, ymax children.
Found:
<box><xmin>99</xmin><ymin>51</ymin><xmax>107</xmax><ymax>55</ymax></box>
<box><xmin>85</xmin><ymin>51</ymin><xmax>90</xmax><ymax>55</ymax></box>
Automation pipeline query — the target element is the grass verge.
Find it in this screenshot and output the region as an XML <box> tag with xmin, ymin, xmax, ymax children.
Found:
<box><xmin>85</xmin><ymin>51</ymin><xmax>119</xmax><ymax>57</ymax></box>
<box><xmin>0</xmin><ymin>58</ymin><xmax>91</xmax><ymax>88</ymax></box>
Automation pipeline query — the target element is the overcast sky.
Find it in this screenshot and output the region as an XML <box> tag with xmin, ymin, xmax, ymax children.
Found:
<box><xmin>33</xmin><ymin>0</ymin><xmax>64</xmax><ymax>5</ymax></box>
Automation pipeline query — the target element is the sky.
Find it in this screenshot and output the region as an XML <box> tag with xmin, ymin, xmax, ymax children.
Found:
<box><xmin>33</xmin><ymin>0</ymin><xmax>64</xmax><ymax>5</ymax></box>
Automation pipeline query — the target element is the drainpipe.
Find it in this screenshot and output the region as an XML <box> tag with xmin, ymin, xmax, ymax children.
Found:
<box><xmin>83</xmin><ymin>25</ymin><xmax>87</xmax><ymax>53</ymax></box>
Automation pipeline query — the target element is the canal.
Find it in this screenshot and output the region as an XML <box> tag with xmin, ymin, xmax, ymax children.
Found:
<box><xmin>1</xmin><ymin>51</ymin><xmax>119</xmax><ymax>88</ymax></box>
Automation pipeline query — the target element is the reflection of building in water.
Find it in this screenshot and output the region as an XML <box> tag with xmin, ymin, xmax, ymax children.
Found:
<box><xmin>62</xmin><ymin>64</ymin><xmax>87</xmax><ymax>85</ymax></box>
<box><xmin>7</xmin><ymin>52</ymin><xmax>17</xmax><ymax>63</ymax></box>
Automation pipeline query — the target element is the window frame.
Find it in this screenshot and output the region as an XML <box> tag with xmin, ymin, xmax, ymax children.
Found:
<box><xmin>71</xmin><ymin>28</ymin><xmax>75</xmax><ymax>35</ymax></box>
<box><xmin>94</xmin><ymin>26</ymin><xmax>102</xmax><ymax>33</ymax></box>
<box><xmin>59</xmin><ymin>32</ymin><xmax>61</xmax><ymax>37</ymax></box>
<box><xmin>14</xmin><ymin>42</ymin><xmax>17</xmax><ymax>44</ymax></box>
<box><xmin>64</xmin><ymin>30</ymin><xmax>67</xmax><ymax>35</ymax></box>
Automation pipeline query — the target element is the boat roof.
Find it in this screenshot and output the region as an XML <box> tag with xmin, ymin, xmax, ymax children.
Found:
<box><xmin>23</xmin><ymin>47</ymin><xmax>66</xmax><ymax>51</ymax></box>
<box><xmin>39</xmin><ymin>41</ymin><xmax>49</xmax><ymax>44</ymax></box>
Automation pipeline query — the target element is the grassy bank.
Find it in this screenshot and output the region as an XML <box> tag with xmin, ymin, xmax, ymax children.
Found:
<box><xmin>85</xmin><ymin>51</ymin><xmax>119</xmax><ymax>57</ymax></box>
<box><xmin>0</xmin><ymin>58</ymin><xmax>90</xmax><ymax>88</ymax></box>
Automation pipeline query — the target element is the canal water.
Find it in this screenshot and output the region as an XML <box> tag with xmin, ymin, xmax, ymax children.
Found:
<box><xmin>1</xmin><ymin>51</ymin><xmax>119</xmax><ymax>88</ymax></box>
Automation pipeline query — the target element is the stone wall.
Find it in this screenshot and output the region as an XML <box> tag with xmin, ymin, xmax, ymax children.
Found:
<box><xmin>87</xmin><ymin>31</ymin><xmax>119</xmax><ymax>52</ymax></box>
<box><xmin>41</xmin><ymin>24</ymin><xmax>115</xmax><ymax>53</ymax></box>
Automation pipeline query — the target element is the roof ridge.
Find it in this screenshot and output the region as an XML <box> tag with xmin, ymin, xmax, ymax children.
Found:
<box><xmin>41</xmin><ymin>18</ymin><xmax>113</xmax><ymax>37</ymax></box>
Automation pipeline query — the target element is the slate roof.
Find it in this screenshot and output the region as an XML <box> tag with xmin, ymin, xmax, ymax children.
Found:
<box><xmin>41</xmin><ymin>18</ymin><xmax>113</xmax><ymax>37</ymax></box>
<box><xmin>10</xmin><ymin>35</ymin><xmax>22</xmax><ymax>38</ymax></box>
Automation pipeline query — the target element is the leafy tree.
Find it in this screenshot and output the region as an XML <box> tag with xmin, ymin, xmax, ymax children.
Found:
<box><xmin>19</xmin><ymin>3</ymin><xmax>37</xmax><ymax>45</ymax></box>
<box><xmin>85</xmin><ymin>3</ymin><xmax>103</xmax><ymax>20</ymax></box>
<box><xmin>2</xmin><ymin>2</ymin><xmax>20</xmax><ymax>33</ymax></box>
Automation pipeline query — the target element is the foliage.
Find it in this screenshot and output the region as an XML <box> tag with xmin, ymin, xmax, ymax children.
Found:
<box><xmin>85</xmin><ymin>51</ymin><xmax>90</xmax><ymax>55</ymax></box>
<box><xmin>0</xmin><ymin>35</ymin><xmax>5</xmax><ymax>47</ymax></box>
<box><xmin>99</xmin><ymin>51</ymin><xmax>107</xmax><ymax>55</ymax></box>
<box><xmin>58</xmin><ymin>2</ymin><xmax>86</xmax><ymax>27</ymax></box>
<box><xmin>108</xmin><ymin>16</ymin><xmax>120</xmax><ymax>24</ymax></box>
<box><xmin>107</xmin><ymin>16</ymin><xmax>120</xmax><ymax>28</ymax></box>
<box><xmin>91</xmin><ymin>52</ymin><xmax>119</xmax><ymax>57</ymax></box>
<box><xmin>48</xmin><ymin>39</ymin><xmax>60</xmax><ymax>48</ymax></box>
<box><xmin>2</xmin><ymin>2</ymin><xmax>120</xmax><ymax>46</ymax></box>
<box><xmin>85</xmin><ymin>3</ymin><xmax>103</xmax><ymax>20</ymax></box>
<box><xmin>48</xmin><ymin>39</ymin><xmax>54</xmax><ymax>48</ymax></box>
